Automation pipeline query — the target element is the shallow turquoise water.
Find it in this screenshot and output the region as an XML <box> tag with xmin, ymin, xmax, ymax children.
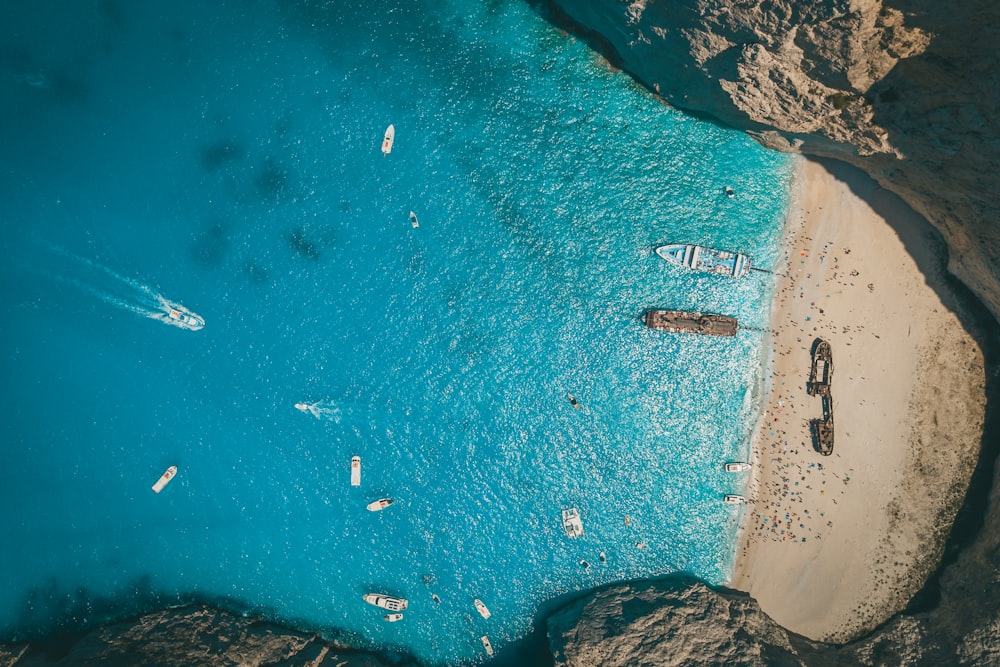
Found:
<box><xmin>0</xmin><ymin>0</ymin><xmax>792</xmax><ymax>663</ymax></box>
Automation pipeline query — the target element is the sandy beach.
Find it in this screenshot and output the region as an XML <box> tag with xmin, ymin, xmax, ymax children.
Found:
<box><xmin>730</xmin><ymin>158</ymin><xmax>987</xmax><ymax>642</ymax></box>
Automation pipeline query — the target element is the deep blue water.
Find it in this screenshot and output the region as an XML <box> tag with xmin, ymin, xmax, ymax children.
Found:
<box><xmin>0</xmin><ymin>0</ymin><xmax>793</xmax><ymax>663</ymax></box>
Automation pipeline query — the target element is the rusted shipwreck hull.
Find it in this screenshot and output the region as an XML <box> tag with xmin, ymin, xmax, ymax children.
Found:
<box><xmin>643</xmin><ymin>310</ymin><xmax>738</xmax><ymax>337</ymax></box>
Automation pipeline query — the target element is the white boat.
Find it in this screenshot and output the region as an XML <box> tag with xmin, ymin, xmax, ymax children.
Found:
<box><xmin>481</xmin><ymin>635</ymin><xmax>494</xmax><ymax>657</ymax></box>
<box><xmin>381</xmin><ymin>124</ymin><xmax>395</xmax><ymax>155</ymax></box>
<box><xmin>562</xmin><ymin>508</ymin><xmax>584</xmax><ymax>538</ymax></box>
<box><xmin>655</xmin><ymin>244</ymin><xmax>752</xmax><ymax>278</ymax></box>
<box><xmin>367</xmin><ymin>498</ymin><xmax>394</xmax><ymax>512</ymax></box>
<box><xmin>151</xmin><ymin>465</ymin><xmax>177</xmax><ymax>494</ymax></box>
<box><xmin>363</xmin><ymin>593</ymin><xmax>408</xmax><ymax>611</ymax></box>
<box><xmin>383</xmin><ymin>613</ymin><xmax>403</xmax><ymax>622</ymax></box>
<box><xmin>351</xmin><ymin>456</ymin><xmax>361</xmax><ymax>487</ymax></box>
<box><xmin>724</xmin><ymin>462</ymin><xmax>752</xmax><ymax>473</ymax></box>
<box><xmin>474</xmin><ymin>598</ymin><xmax>491</xmax><ymax>620</ymax></box>
<box><xmin>156</xmin><ymin>300</ymin><xmax>205</xmax><ymax>331</ymax></box>
<box><xmin>724</xmin><ymin>494</ymin><xmax>747</xmax><ymax>504</ymax></box>
<box><xmin>409</xmin><ymin>211</ymin><xmax>419</xmax><ymax>228</ymax></box>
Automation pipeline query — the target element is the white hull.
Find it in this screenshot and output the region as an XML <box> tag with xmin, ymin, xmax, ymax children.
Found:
<box><xmin>384</xmin><ymin>613</ymin><xmax>403</xmax><ymax>622</ymax></box>
<box><xmin>152</xmin><ymin>466</ymin><xmax>177</xmax><ymax>493</ymax></box>
<box><xmin>381</xmin><ymin>124</ymin><xmax>395</xmax><ymax>155</ymax></box>
<box><xmin>409</xmin><ymin>211</ymin><xmax>419</xmax><ymax>228</ymax></box>
<box><xmin>474</xmin><ymin>598</ymin><xmax>491</xmax><ymax>620</ymax></box>
<box><xmin>562</xmin><ymin>508</ymin><xmax>584</xmax><ymax>538</ymax></box>
<box><xmin>367</xmin><ymin>498</ymin><xmax>393</xmax><ymax>511</ymax></box>
<box><xmin>351</xmin><ymin>456</ymin><xmax>361</xmax><ymax>486</ymax></box>
<box><xmin>724</xmin><ymin>494</ymin><xmax>747</xmax><ymax>504</ymax></box>
<box><xmin>724</xmin><ymin>462</ymin><xmax>751</xmax><ymax>473</ymax></box>
<box><xmin>363</xmin><ymin>593</ymin><xmax>408</xmax><ymax>611</ymax></box>
<box><xmin>481</xmin><ymin>636</ymin><xmax>494</xmax><ymax>656</ymax></box>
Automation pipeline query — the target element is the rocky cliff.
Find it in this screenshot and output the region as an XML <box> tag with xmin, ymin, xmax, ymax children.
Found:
<box><xmin>0</xmin><ymin>605</ymin><xmax>406</xmax><ymax>667</ymax></box>
<box><xmin>546</xmin><ymin>0</ymin><xmax>1000</xmax><ymax>322</ymax></box>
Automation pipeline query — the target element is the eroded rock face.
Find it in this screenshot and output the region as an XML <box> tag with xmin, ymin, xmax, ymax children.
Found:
<box><xmin>0</xmin><ymin>605</ymin><xmax>404</xmax><ymax>667</ymax></box>
<box><xmin>548</xmin><ymin>0</ymin><xmax>1000</xmax><ymax>322</ymax></box>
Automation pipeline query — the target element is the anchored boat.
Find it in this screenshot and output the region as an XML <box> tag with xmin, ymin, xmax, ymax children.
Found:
<box><xmin>409</xmin><ymin>211</ymin><xmax>419</xmax><ymax>228</ymax></box>
<box><xmin>724</xmin><ymin>462</ymin><xmax>751</xmax><ymax>473</ymax></box>
<box><xmin>655</xmin><ymin>244</ymin><xmax>751</xmax><ymax>278</ymax></box>
<box><xmin>562</xmin><ymin>508</ymin><xmax>584</xmax><ymax>538</ymax></box>
<box><xmin>363</xmin><ymin>593</ymin><xmax>408</xmax><ymax>611</ymax></box>
<box><xmin>367</xmin><ymin>498</ymin><xmax>394</xmax><ymax>512</ymax></box>
<box><xmin>351</xmin><ymin>456</ymin><xmax>361</xmax><ymax>487</ymax></box>
<box><xmin>724</xmin><ymin>494</ymin><xmax>747</xmax><ymax>505</ymax></box>
<box><xmin>481</xmin><ymin>636</ymin><xmax>494</xmax><ymax>657</ymax></box>
<box><xmin>151</xmin><ymin>466</ymin><xmax>177</xmax><ymax>493</ymax></box>
<box><xmin>383</xmin><ymin>613</ymin><xmax>403</xmax><ymax>622</ymax></box>
<box><xmin>474</xmin><ymin>598</ymin><xmax>491</xmax><ymax>620</ymax></box>
<box><xmin>644</xmin><ymin>309</ymin><xmax>738</xmax><ymax>337</ymax></box>
<box><xmin>381</xmin><ymin>124</ymin><xmax>395</xmax><ymax>155</ymax></box>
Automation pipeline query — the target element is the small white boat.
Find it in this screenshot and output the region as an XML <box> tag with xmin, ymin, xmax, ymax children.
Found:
<box><xmin>363</xmin><ymin>593</ymin><xmax>408</xmax><ymax>611</ymax></box>
<box><xmin>367</xmin><ymin>498</ymin><xmax>394</xmax><ymax>512</ymax></box>
<box><xmin>724</xmin><ymin>462</ymin><xmax>752</xmax><ymax>473</ymax></box>
<box><xmin>351</xmin><ymin>456</ymin><xmax>361</xmax><ymax>487</ymax></box>
<box><xmin>381</xmin><ymin>124</ymin><xmax>395</xmax><ymax>155</ymax></box>
<box><xmin>481</xmin><ymin>635</ymin><xmax>494</xmax><ymax>657</ymax></box>
<box><xmin>157</xmin><ymin>300</ymin><xmax>205</xmax><ymax>331</ymax></box>
<box><xmin>151</xmin><ymin>466</ymin><xmax>177</xmax><ymax>494</ymax></box>
<box><xmin>409</xmin><ymin>211</ymin><xmax>419</xmax><ymax>228</ymax></box>
<box><xmin>562</xmin><ymin>508</ymin><xmax>584</xmax><ymax>538</ymax></box>
<box><xmin>383</xmin><ymin>613</ymin><xmax>403</xmax><ymax>622</ymax></box>
<box><xmin>474</xmin><ymin>598</ymin><xmax>491</xmax><ymax>620</ymax></box>
<box><xmin>724</xmin><ymin>494</ymin><xmax>747</xmax><ymax>504</ymax></box>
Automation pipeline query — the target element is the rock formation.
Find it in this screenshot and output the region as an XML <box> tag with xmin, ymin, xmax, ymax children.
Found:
<box><xmin>0</xmin><ymin>605</ymin><xmax>405</xmax><ymax>667</ymax></box>
<box><xmin>546</xmin><ymin>0</ymin><xmax>1000</xmax><ymax>322</ymax></box>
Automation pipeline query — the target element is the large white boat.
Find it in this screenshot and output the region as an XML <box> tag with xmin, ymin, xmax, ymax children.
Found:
<box><xmin>156</xmin><ymin>300</ymin><xmax>205</xmax><ymax>331</ymax></box>
<box><xmin>724</xmin><ymin>462</ymin><xmax>752</xmax><ymax>473</ymax></box>
<box><xmin>151</xmin><ymin>466</ymin><xmax>177</xmax><ymax>494</ymax></box>
<box><xmin>351</xmin><ymin>456</ymin><xmax>361</xmax><ymax>487</ymax></box>
<box><xmin>381</xmin><ymin>124</ymin><xmax>395</xmax><ymax>155</ymax></box>
<box><xmin>562</xmin><ymin>508</ymin><xmax>584</xmax><ymax>538</ymax></box>
<box><xmin>481</xmin><ymin>636</ymin><xmax>494</xmax><ymax>657</ymax></box>
<box><xmin>363</xmin><ymin>593</ymin><xmax>408</xmax><ymax>611</ymax></box>
<box><xmin>724</xmin><ymin>494</ymin><xmax>747</xmax><ymax>504</ymax></box>
<box><xmin>367</xmin><ymin>498</ymin><xmax>394</xmax><ymax>512</ymax></box>
<box><xmin>474</xmin><ymin>598</ymin><xmax>491</xmax><ymax>620</ymax></box>
<box><xmin>655</xmin><ymin>244</ymin><xmax>752</xmax><ymax>278</ymax></box>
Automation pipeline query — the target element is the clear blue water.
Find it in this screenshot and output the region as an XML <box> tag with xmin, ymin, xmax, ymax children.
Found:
<box><xmin>0</xmin><ymin>0</ymin><xmax>793</xmax><ymax>663</ymax></box>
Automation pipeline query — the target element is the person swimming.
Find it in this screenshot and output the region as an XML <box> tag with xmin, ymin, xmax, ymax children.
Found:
<box><xmin>432</xmin><ymin>594</ymin><xmax>441</xmax><ymax>604</ymax></box>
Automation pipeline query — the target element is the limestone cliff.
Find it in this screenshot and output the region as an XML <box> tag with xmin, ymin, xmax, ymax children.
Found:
<box><xmin>547</xmin><ymin>0</ymin><xmax>1000</xmax><ymax>322</ymax></box>
<box><xmin>0</xmin><ymin>605</ymin><xmax>405</xmax><ymax>667</ymax></box>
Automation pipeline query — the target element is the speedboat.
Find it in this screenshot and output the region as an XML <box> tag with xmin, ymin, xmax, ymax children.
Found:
<box><xmin>655</xmin><ymin>244</ymin><xmax>752</xmax><ymax>278</ymax></box>
<box><xmin>158</xmin><ymin>300</ymin><xmax>205</xmax><ymax>331</ymax></box>
<box><xmin>724</xmin><ymin>494</ymin><xmax>747</xmax><ymax>504</ymax></box>
<box><xmin>409</xmin><ymin>211</ymin><xmax>419</xmax><ymax>228</ymax></box>
<box><xmin>381</xmin><ymin>124</ymin><xmax>395</xmax><ymax>155</ymax></box>
<box><xmin>474</xmin><ymin>598</ymin><xmax>491</xmax><ymax>620</ymax></box>
<box><xmin>562</xmin><ymin>508</ymin><xmax>584</xmax><ymax>538</ymax></box>
<box><xmin>481</xmin><ymin>636</ymin><xmax>494</xmax><ymax>657</ymax></box>
<box><xmin>152</xmin><ymin>466</ymin><xmax>177</xmax><ymax>494</ymax></box>
<box><xmin>383</xmin><ymin>613</ymin><xmax>403</xmax><ymax>622</ymax></box>
<box><xmin>351</xmin><ymin>456</ymin><xmax>361</xmax><ymax>487</ymax></box>
<box><xmin>367</xmin><ymin>498</ymin><xmax>394</xmax><ymax>512</ymax></box>
<box><xmin>724</xmin><ymin>462</ymin><xmax>752</xmax><ymax>473</ymax></box>
<box><xmin>363</xmin><ymin>593</ymin><xmax>408</xmax><ymax>611</ymax></box>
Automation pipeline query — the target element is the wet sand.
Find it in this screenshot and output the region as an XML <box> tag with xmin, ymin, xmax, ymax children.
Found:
<box><xmin>730</xmin><ymin>158</ymin><xmax>986</xmax><ymax>642</ymax></box>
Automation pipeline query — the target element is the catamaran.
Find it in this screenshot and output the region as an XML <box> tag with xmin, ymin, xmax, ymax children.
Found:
<box><xmin>152</xmin><ymin>466</ymin><xmax>177</xmax><ymax>493</ymax></box>
<box><xmin>655</xmin><ymin>244</ymin><xmax>752</xmax><ymax>278</ymax></box>
<box><xmin>474</xmin><ymin>598</ymin><xmax>491</xmax><ymax>620</ymax></box>
<box><xmin>562</xmin><ymin>508</ymin><xmax>584</xmax><ymax>538</ymax></box>
<box><xmin>381</xmin><ymin>124</ymin><xmax>395</xmax><ymax>155</ymax></box>
<box><xmin>363</xmin><ymin>593</ymin><xmax>408</xmax><ymax>611</ymax></box>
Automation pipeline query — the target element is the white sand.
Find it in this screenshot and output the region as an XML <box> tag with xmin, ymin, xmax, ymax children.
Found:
<box><xmin>730</xmin><ymin>158</ymin><xmax>986</xmax><ymax>642</ymax></box>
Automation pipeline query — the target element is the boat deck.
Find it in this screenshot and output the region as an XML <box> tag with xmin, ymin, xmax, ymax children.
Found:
<box><xmin>643</xmin><ymin>310</ymin><xmax>738</xmax><ymax>337</ymax></box>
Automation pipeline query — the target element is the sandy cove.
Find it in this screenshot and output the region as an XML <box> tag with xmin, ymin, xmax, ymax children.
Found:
<box><xmin>730</xmin><ymin>158</ymin><xmax>987</xmax><ymax>642</ymax></box>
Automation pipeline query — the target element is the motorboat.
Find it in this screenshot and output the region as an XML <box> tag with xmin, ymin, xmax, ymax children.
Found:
<box><xmin>367</xmin><ymin>498</ymin><xmax>394</xmax><ymax>512</ymax></box>
<box><xmin>474</xmin><ymin>598</ymin><xmax>491</xmax><ymax>620</ymax></box>
<box><xmin>724</xmin><ymin>494</ymin><xmax>747</xmax><ymax>504</ymax></box>
<box><xmin>351</xmin><ymin>456</ymin><xmax>361</xmax><ymax>487</ymax></box>
<box><xmin>158</xmin><ymin>300</ymin><xmax>205</xmax><ymax>331</ymax></box>
<box><xmin>562</xmin><ymin>508</ymin><xmax>584</xmax><ymax>538</ymax></box>
<box><xmin>655</xmin><ymin>244</ymin><xmax>752</xmax><ymax>278</ymax></box>
<box><xmin>152</xmin><ymin>466</ymin><xmax>177</xmax><ymax>494</ymax></box>
<box><xmin>381</xmin><ymin>124</ymin><xmax>395</xmax><ymax>155</ymax></box>
<box><xmin>481</xmin><ymin>636</ymin><xmax>494</xmax><ymax>657</ymax></box>
<box><xmin>724</xmin><ymin>462</ymin><xmax>752</xmax><ymax>473</ymax></box>
<box><xmin>383</xmin><ymin>613</ymin><xmax>403</xmax><ymax>622</ymax></box>
<box><xmin>409</xmin><ymin>211</ymin><xmax>419</xmax><ymax>228</ymax></box>
<box><xmin>363</xmin><ymin>593</ymin><xmax>408</xmax><ymax>611</ymax></box>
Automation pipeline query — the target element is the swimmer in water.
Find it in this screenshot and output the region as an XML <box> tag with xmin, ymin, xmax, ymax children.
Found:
<box><xmin>625</xmin><ymin>515</ymin><xmax>631</xmax><ymax>526</ymax></box>
<box><xmin>599</xmin><ymin>552</ymin><xmax>606</xmax><ymax>563</ymax></box>
<box><xmin>567</xmin><ymin>394</ymin><xmax>580</xmax><ymax>409</ymax></box>
<box><xmin>432</xmin><ymin>594</ymin><xmax>441</xmax><ymax>604</ymax></box>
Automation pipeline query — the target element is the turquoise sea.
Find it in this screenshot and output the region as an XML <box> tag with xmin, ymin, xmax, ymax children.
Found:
<box><xmin>0</xmin><ymin>1</ymin><xmax>793</xmax><ymax>664</ymax></box>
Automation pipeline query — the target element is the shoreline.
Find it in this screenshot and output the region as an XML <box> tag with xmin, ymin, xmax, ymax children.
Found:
<box><xmin>730</xmin><ymin>157</ymin><xmax>987</xmax><ymax>642</ymax></box>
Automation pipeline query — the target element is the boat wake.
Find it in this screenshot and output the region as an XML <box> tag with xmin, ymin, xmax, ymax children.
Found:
<box><xmin>43</xmin><ymin>245</ymin><xmax>204</xmax><ymax>331</ymax></box>
<box><xmin>294</xmin><ymin>400</ymin><xmax>389</xmax><ymax>427</ymax></box>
